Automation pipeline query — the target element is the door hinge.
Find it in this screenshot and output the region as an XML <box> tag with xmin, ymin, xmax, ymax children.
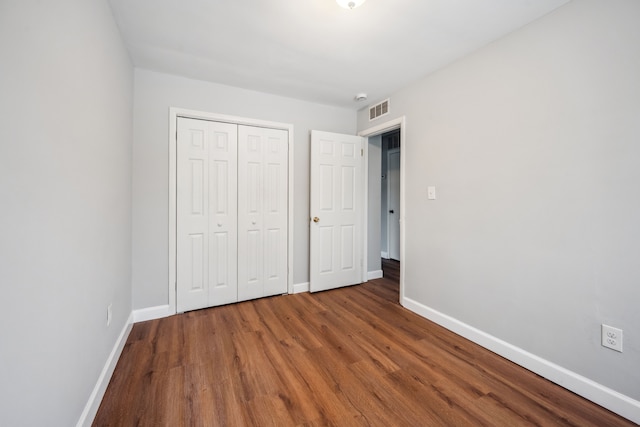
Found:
<box><xmin>361</xmin><ymin>148</ymin><xmax>364</xmax><ymax>157</ymax></box>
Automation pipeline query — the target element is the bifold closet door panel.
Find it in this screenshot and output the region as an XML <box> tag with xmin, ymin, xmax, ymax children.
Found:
<box><xmin>237</xmin><ymin>125</ymin><xmax>288</xmax><ymax>301</ymax></box>
<box><xmin>177</xmin><ymin>118</ymin><xmax>238</xmax><ymax>312</ymax></box>
<box><xmin>206</xmin><ymin>121</ymin><xmax>238</xmax><ymax>307</ymax></box>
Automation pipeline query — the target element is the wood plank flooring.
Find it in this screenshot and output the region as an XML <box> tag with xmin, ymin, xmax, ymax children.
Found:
<box><xmin>382</xmin><ymin>258</ymin><xmax>400</xmax><ymax>283</ymax></box>
<box><xmin>94</xmin><ymin>279</ymin><xmax>635</xmax><ymax>426</ymax></box>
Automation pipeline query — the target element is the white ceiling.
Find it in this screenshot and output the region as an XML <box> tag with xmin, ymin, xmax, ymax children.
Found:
<box><xmin>108</xmin><ymin>0</ymin><xmax>569</xmax><ymax>110</ymax></box>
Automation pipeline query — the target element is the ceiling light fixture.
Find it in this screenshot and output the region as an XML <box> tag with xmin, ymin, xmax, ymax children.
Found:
<box><xmin>355</xmin><ymin>93</ymin><xmax>368</xmax><ymax>101</ymax></box>
<box><xmin>336</xmin><ymin>0</ymin><xmax>366</xmax><ymax>9</ymax></box>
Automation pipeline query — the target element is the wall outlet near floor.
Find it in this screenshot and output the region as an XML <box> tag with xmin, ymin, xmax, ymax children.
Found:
<box><xmin>601</xmin><ymin>324</ymin><xmax>623</xmax><ymax>352</ymax></box>
<box><xmin>107</xmin><ymin>303</ymin><xmax>113</xmax><ymax>327</ymax></box>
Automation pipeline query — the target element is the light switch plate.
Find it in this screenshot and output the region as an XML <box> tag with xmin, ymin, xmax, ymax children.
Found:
<box><xmin>427</xmin><ymin>186</ymin><xmax>436</xmax><ymax>200</ymax></box>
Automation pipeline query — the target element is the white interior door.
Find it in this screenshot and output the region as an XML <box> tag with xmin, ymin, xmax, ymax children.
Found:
<box><xmin>237</xmin><ymin>125</ymin><xmax>289</xmax><ymax>301</ymax></box>
<box><xmin>387</xmin><ymin>148</ymin><xmax>400</xmax><ymax>261</ymax></box>
<box><xmin>177</xmin><ymin>118</ymin><xmax>238</xmax><ymax>312</ymax></box>
<box><xmin>310</xmin><ymin>130</ymin><xmax>364</xmax><ymax>292</ymax></box>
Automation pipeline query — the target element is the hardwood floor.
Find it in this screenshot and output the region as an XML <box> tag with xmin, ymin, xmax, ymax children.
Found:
<box><xmin>382</xmin><ymin>258</ymin><xmax>400</xmax><ymax>283</ymax></box>
<box><xmin>94</xmin><ymin>279</ymin><xmax>634</xmax><ymax>426</ymax></box>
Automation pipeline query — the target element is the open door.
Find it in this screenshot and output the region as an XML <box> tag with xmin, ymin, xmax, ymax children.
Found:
<box><xmin>310</xmin><ymin>130</ymin><xmax>365</xmax><ymax>292</ymax></box>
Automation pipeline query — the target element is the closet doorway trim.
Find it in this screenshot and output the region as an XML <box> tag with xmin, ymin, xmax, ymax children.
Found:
<box><xmin>168</xmin><ymin>107</ymin><xmax>294</xmax><ymax>315</ymax></box>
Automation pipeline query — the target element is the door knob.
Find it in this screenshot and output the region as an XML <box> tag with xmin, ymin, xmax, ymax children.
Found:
<box><xmin>389</xmin><ymin>210</ymin><xmax>394</xmax><ymax>214</ymax></box>
<box><xmin>313</xmin><ymin>217</ymin><xmax>320</xmax><ymax>223</ymax></box>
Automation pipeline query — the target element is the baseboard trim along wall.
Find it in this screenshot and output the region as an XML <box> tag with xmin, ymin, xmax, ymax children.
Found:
<box><xmin>293</xmin><ymin>282</ymin><xmax>310</xmax><ymax>294</ymax></box>
<box><xmin>132</xmin><ymin>304</ymin><xmax>173</xmax><ymax>323</ymax></box>
<box><xmin>367</xmin><ymin>270</ymin><xmax>383</xmax><ymax>280</ymax></box>
<box><xmin>402</xmin><ymin>296</ymin><xmax>640</xmax><ymax>424</ymax></box>
<box><xmin>76</xmin><ymin>313</ymin><xmax>133</xmax><ymax>427</ymax></box>
<box><xmin>381</xmin><ymin>251</ymin><xmax>389</xmax><ymax>259</ymax></box>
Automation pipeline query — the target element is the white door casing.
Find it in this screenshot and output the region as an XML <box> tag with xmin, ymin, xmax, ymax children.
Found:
<box><xmin>310</xmin><ymin>130</ymin><xmax>364</xmax><ymax>292</ymax></box>
<box><xmin>387</xmin><ymin>148</ymin><xmax>400</xmax><ymax>261</ymax></box>
<box><xmin>358</xmin><ymin>116</ymin><xmax>406</xmax><ymax>304</ymax></box>
<box><xmin>177</xmin><ymin>118</ymin><xmax>238</xmax><ymax>312</ymax></box>
<box><xmin>237</xmin><ymin>125</ymin><xmax>289</xmax><ymax>301</ymax></box>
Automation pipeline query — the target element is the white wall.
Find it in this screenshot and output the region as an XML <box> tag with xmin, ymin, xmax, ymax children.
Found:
<box><xmin>0</xmin><ymin>1</ymin><xmax>133</xmax><ymax>426</ymax></box>
<box><xmin>132</xmin><ymin>69</ymin><xmax>356</xmax><ymax>309</ymax></box>
<box><xmin>358</xmin><ymin>0</ymin><xmax>640</xmax><ymax>417</ymax></box>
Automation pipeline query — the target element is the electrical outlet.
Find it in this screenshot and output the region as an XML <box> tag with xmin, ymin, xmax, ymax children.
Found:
<box><xmin>107</xmin><ymin>303</ymin><xmax>113</xmax><ymax>327</ymax></box>
<box><xmin>601</xmin><ymin>324</ymin><xmax>623</xmax><ymax>352</ymax></box>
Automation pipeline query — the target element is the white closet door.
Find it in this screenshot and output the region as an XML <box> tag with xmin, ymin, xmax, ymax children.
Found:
<box><xmin>237</xmin><ymin>125</ymin><xmax>288</xmax><ymax>301</ymax></box>
<box><xmin>177</xmin><ymin>118</ymin><xmax>238</xmax><ymax>312</ymax></box>
<box><xmin>207</xmin><ymin>122</ymin><xmax>238</xmax><ymax>307</ymax></box>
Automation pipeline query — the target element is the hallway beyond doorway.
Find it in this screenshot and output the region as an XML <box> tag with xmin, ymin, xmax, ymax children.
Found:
<box><xmin>382</xmin><ymin>258</ymin><xmax>399</xmax><ymax>283</ymax></box>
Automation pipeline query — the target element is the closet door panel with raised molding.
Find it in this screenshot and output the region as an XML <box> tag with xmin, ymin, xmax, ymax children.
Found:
<box><xmin>177</xmin><ymin>118</ymin><xmax>238</xmax><ymax>312</ymax></box>
<box><xmin>237</xmin><ymin>125</ymin><xmax>288</xmax><ymax>301</ymax></box>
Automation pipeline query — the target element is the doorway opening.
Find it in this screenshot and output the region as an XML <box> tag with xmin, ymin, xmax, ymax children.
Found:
<box><xmin>360</xmin><ymin>116</ymin><xmax>405</xmax><ymax>304</ymax></box>
<box><xmin>381</xmin><ymin>129</ymin><xmax>400</xmax><ymax>282</ymax></box>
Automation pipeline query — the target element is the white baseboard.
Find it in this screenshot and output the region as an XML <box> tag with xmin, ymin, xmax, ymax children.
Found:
<box><xmin>293</xmin><ymin>282</ymin><xmax>309</xmax><ymax>294</ymax></box>
<box><xmin>402</xmin><ymin>296</ymin><xmax>640</xmax><ymax>424</ymax></box>
<box><xmin>133</xmin><ymin>304</ymin><xmax>173</xmax><ymax>323</ymax></box>
<box><xmin>367</xmin><ymin>270</ymin><xmax>383</xmax><ymax>280</ymax></box>
<box><xmin>381</xmin><ymin>251</ymin><xmax>389</xmax><ymax>259</ymax></box>
<box><xmin>76</xmin><ymin>313</ymin><xmax>133</xmax><ymax>427</ymax></box>
<box><xmin>77</xmin><ymin>305</ymin><xmax>173</xmax><ymax>425</ymax></box>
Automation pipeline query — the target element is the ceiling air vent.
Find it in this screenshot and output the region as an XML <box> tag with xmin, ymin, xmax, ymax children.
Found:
<box><xmin>369</xmin><ymin>99</ymin><xmax>390</xmax><ymax>121</ymax></box>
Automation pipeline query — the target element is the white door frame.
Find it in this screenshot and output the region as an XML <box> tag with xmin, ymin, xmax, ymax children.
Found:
<box><xmin>168</xmin><ymin>108</ymin><xmax>294</xmax><ymax>315</ymax></box>
<box><xmin>359</xmin><ymin>116</ymin><xmax>406</xmax><ymax>303</ymax></box>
